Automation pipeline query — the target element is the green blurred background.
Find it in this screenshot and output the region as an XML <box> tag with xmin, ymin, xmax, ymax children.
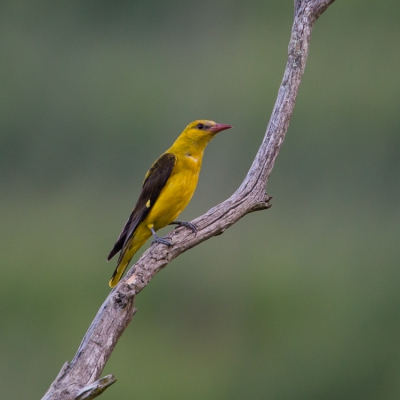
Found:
<box><xmin>1</xmin><ymin>1</ymin><xmax>400</xmax><ymax>399</ymax></box>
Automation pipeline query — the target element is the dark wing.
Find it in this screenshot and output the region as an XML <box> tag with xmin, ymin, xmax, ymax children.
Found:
<box><xmin>107</xmin><ymin>152</ymin><xmax>176</xmax><ymax>261</ymax></box>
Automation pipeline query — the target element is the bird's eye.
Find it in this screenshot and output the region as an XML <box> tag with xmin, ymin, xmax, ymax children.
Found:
<box><xmin>197</xmin><ymin>123</ymin><xmax>204</xmax><ymax>130</ymax></box>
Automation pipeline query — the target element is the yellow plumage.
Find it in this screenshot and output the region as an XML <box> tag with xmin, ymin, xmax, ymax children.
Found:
<box><xmin>107</xmin><ymin>120</ymin><xmax>232</xmax><ymax>287</ymax></box>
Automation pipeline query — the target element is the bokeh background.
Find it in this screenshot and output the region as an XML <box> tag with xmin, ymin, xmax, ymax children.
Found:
<box><xmin>1</xmin><ymin>1</ymin><xmax>400</xmax><ymax>399</ymax></box>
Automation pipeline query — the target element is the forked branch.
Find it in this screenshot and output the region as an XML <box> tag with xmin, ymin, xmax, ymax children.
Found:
<box><xmin>42</xmin><ymin>1</ymin><xmax>336</xmax><ymax>398</ymax></box>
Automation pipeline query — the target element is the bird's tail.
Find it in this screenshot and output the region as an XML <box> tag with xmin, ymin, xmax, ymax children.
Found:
<box><xmin>108</xmin><ymin>226</ymin><xmax>152</xmax><ymax>287</ymax></box>
<box><xmin>109</xmin><ymin>260</ymin><xmax>129</xmax><ymax>288</ymax></box>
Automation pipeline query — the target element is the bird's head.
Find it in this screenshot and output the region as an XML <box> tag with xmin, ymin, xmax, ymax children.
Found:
<box><xmin>183</xmin><ymin>120</ymin><xmax>232</xmax><ymax>145</ymax></box>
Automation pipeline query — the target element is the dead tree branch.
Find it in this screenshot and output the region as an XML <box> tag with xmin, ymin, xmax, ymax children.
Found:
<box><xmin>42</xmin><ymin>1</ymin><xmax>336</xmax><ymax>398</ymax></box>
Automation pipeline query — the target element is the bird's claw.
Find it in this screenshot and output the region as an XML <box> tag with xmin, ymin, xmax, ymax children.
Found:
<box><xmin>151</xmin><ymin>236</ymin><xmax>173</xmax><ymax>247</ymax></box>
<box><xmin>150</xmin><ymin>226</ymin><xmax>173</xmax><ymax>247</ymax></box>
<box><xmin>170</xmin><ymin>220</ymin><xmax>197</xmax><ymax>234</ymax></box>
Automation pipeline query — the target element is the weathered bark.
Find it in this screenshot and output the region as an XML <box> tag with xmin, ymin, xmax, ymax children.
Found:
<box><xmin>42</xmin><ymin>1</ymin><xmax>336</xmax><ymax>398</ymax></box>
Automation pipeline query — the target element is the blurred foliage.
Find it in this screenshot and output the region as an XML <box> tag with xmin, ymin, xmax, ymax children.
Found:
<box><xmin>1</xmin><ymin>1</ymin><xmax>400</xmax><ymax>399</ymax></box>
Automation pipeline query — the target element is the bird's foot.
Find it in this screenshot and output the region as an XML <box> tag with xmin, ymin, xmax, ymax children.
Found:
<box><xmin>169</xmin><ymin>220</ymin><xmax>197</xmax><ymax>234</ymax></box>
<box><xmin>150</xmin><ymin>227</ymin><xmax>173</xmax><ymax>247</ymax></box>
<box><xmin>151</xmin><ymin>236</ymin><xmax>173</xmax><ymax>247</ymax></box>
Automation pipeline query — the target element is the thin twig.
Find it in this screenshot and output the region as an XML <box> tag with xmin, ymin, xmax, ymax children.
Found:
<box><xmin>75</xmin><ymin>375</ymin><xmax>117</xmax><ymax>400</ymax></box>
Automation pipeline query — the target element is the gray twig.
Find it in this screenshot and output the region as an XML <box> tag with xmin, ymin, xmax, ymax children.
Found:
<box><xmin>75</xmin><ymin>375</ymin><xmax>117</xmax><ymax>400</ymax></box>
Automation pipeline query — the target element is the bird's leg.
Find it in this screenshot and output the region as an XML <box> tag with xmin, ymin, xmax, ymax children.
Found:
<box><xmin>150</xmin><ymin>227</ymin><xmax>173</xmax><ymax>247</ymax></box>
<box><xmin>169</xmin><ymin>220</ymin><xmax>197</xmax><ymax>234</ymax></box>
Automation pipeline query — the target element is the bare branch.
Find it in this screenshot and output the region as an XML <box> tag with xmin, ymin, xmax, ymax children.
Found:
<box><xmin>42</xmin><ymin>1</ymin><xmax>336</xmax><ymax>398</ymax></box>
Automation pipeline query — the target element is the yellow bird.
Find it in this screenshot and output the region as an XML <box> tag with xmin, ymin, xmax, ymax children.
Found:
<box><xmin>107</xmin><ymin>120</ymin><xmax>232</xmax><ymax>287</ymax></box>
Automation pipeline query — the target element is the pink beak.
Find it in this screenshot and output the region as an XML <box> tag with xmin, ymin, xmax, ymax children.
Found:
<box><xmin>209</xmin><ymin>123</ymin><xmax>232</xmax><ymax>133</ymax></box>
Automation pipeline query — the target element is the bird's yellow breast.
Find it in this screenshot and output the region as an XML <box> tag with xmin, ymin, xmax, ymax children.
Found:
<box><xmin>144</xmin><ymin>153</ymin><xmax>202</xmax><ymax>230</ymax></box>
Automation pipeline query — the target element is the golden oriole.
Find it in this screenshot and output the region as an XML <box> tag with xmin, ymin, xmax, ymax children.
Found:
<box><xmin>107</xmin><ymin>119</ymin><xmax>232</xmax><ymax>287</ymax></box>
